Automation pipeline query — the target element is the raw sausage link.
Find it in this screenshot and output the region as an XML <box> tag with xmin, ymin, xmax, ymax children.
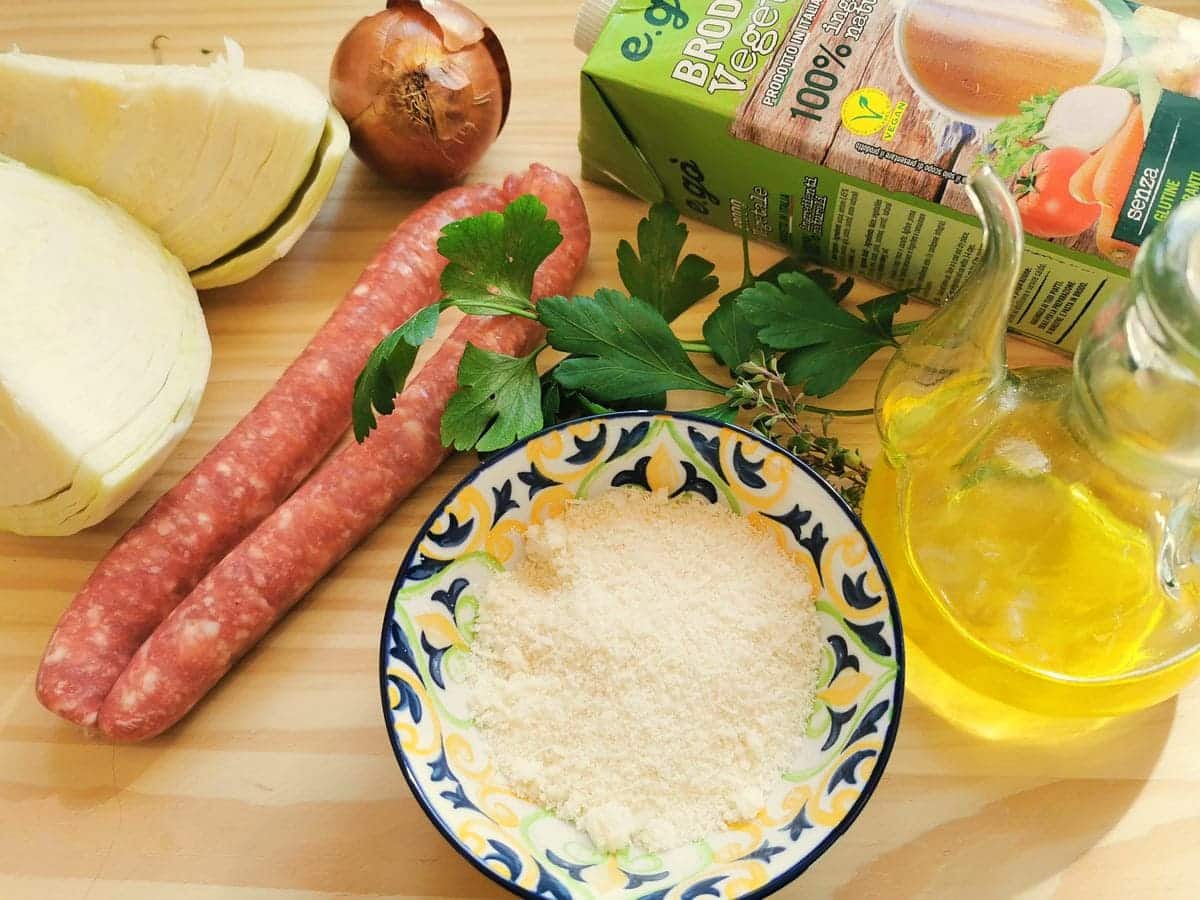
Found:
<box><xmin>97</xmin><ymin>165</ymin><xmax>589</xmax><ymax>741</ymax></box>
<box><xmin>37</xmin><ymin>184</ymin><xmax>508</xmax><ymax>728</ymax></box>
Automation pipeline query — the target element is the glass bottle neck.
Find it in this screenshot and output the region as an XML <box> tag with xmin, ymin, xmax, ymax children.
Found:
<box><xmin>1070</xmin><ymin>198</ymin><xmax>1200</xmax><ymax>493</ymax></box>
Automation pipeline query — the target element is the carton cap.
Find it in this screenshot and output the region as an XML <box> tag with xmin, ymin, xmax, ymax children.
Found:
<box><xmin>574</xmin><ymin>0</ymin><xmax>617</xmax><ymax>52</ymax></box>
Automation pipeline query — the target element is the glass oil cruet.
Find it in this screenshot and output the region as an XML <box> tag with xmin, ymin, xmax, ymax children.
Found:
<box><xmin>861</xmin><ymin>167</ymin><xmax>1200</xmax><ymax>739</ymax></box>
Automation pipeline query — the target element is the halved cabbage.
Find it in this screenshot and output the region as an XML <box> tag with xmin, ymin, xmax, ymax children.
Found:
<box><xmin>0</xmin><ymin>43</ymin><xmax>344</xmax><ymax>283</ymax></box>
<box><xmin>0</xmin><ymin>157</ymin><xmax>210</xmax><ymax>536</ymax></box>
<box><xmin>191</xmin><ymin>109</ymin><xmax>350</xmax><ymax>289</ymax></box>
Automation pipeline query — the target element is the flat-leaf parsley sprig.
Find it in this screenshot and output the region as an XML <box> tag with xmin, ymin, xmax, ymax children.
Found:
<box><xmin>352</xmin><ymin>197</ymin><xmax>912</xmax><ymax>512</ymax></box>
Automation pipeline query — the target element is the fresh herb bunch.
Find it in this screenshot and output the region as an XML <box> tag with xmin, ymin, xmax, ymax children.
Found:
<box><xmin>352</xmin><ymin>197</ymin><xmax>912</xmax><ymax>511</ymax></box>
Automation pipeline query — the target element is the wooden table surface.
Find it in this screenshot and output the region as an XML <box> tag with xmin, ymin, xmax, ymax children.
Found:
<box><xmin>2</xmin><ymin>1</ymin><xmax>1198</xmax><ymax>897</ymax></box>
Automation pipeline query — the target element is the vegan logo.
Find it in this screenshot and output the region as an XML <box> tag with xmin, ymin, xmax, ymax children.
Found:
<box><xmin>840</xmin><ymin>88</ymin><xmax>893</xmax><ymax>137</ymax></box>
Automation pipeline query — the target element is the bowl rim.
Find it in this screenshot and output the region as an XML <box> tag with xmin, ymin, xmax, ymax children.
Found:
<box><xmin>378</xmin><ymin>410</ymin><xmax>906</xmax><ymax>900</ymax></box>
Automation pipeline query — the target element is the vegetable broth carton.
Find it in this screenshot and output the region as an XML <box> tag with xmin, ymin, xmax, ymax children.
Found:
<box><xmin>575</xmin><ymin>0</ymin><xmax>1200</xmax><ymax>349</ymax></box>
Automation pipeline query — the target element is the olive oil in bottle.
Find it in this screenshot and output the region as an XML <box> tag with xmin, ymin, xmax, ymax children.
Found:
<box><xmin>863</xmin><ymin>170</ymin><xmax>1200</xmax><ymax>738</ymax></box>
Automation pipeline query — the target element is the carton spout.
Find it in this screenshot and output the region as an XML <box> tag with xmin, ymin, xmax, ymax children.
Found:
<box><xmin>574</xmin><ymin>0</ymin><xmax>617</xmax><ymax>53</ymax></box>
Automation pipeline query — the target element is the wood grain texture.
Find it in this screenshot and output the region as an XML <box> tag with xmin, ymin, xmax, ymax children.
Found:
<box><xmin>0</xmin><ymin>1</ymin><xmax>1197</xmax><ymax>897</ymax></box>
<box><xmin>733</xmin><ymin>5</ymin><xmax>961</xmax><ymax>203</ymax></box>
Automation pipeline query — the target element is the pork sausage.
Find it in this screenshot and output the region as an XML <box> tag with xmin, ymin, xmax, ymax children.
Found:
<box><xmin>97</xmin><ymin>165</ymin><xmax>589</xmax><ymax>740</ymax></box>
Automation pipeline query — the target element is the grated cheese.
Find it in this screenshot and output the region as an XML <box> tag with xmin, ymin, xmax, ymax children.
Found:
<box><xmin>466</xmin><ymin>488</ymin><xmax>821</xmax><ymax>853</ymax></box>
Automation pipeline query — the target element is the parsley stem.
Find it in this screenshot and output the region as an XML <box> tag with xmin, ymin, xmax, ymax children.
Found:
<box><xmin>739</xmin><ymin>233</ymin><xmax>754</xmax><ymax>289</ymax></box>
<box><xmin>680</xmin><ymin>340</ymin><xmax>712</xmax><ymax>354</ymax></box>
<box><xmin>800</xmin><ymin>404</ymin><xmax>875</xmax><ymax>418</ymax></box>
<box><xmin>892</xmin><ymin>321</ymin><xmax>921</xmax><ymax>336</ymax></box>
<box><xmin>441</xmin><ymin>298</ymin><xmax>542</xmax><ymax>320</ymax></box>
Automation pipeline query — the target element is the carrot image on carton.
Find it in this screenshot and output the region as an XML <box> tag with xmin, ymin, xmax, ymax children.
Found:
<box><xmin>576</xmin><ymin>0</ymin><xmax>1200</xmax><ymax>349</ymax></box>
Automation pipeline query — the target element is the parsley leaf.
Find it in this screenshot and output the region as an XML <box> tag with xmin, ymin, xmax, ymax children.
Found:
<box><xmin>858</xmin><ymin>290</ymin><xmax>908</xmax><ymax>336</ymax></box>
<box><xmin>703</xmin><ymin>298</ymin><xmax>762</xmax><ymax>370</ymax></box>
<box><xmin>732</xmin><ymin>256</ymin><xmax>854</xmax><ymax>304</ymax></box>
<box><xmin>702</xmin><ymin>245</ymin><xmax>862</xmax><ymax>370</ymax></box>
<box><xmin>352</xmin><ymin>304</ymin><xmax>440</xmax><ymax>442</ymax></box>
<box><xmin>690</xmin><ymin>400</ymin><xmax>741</xmax><ymax>424</ymax></box>
<box><xmin>981</xmin><ymin>91</ymin><xmax>1058</xmax><ymax>179</ymax></box>
<box><xmin>777</xmin><ymin>344</ymin><xmax>876</xmax><ymax>397</ymax></box>
<box><xmin>438</xmin><ymin>194</ymin><xmax>561</xmax><ymax>316</ymax></box>
<box><xmin>739</xmin><ymin>273</ymin><xmax>906</xmax><ymax>397</ymax></box>
<box><xmin>617</xmin><ymin>203</ymin><xmax>719</xmax><ymax>321</ymax></box>
<box><xmin>702</xmin><ymin>242</ymin><xmax>849</xmax><ymax>371</ymax></box>
<box><xmin>737</xmin><ymin>272</ymin><xmax>841</xmax><ymax>348</ymax></box>
<box><xmin>540</xmin><ymin>367</ymin><xmax>668</xmax><ymax>425</ymax></box>
<box><xmin>806</xmin><ymin>268</ymin><xmax>856</xmax><ymax>303</ymax></box>
<box><xmin>540</xmin><ymin>289</ymin><xmax>725</xmax><ymax>402</ymax></box>
<box><xmin>540</xmin><ymin>375</ymin><xmax>562</xmax><ymax>424</ymax></box>
<box><xmin>441</xmin><ymin>344</ymin><xmax>543</xmax><ymax>452</ymax></box>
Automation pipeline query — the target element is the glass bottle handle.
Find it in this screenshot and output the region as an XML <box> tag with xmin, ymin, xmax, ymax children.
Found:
<box><xmin>875</xmin><ymin>166</ymin><xmax>1024</xmax><ymax>460</ymax></box>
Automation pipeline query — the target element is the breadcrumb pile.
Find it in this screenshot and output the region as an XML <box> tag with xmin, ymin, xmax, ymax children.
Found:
<box><xmin>467</xmin><ymin>489</ymin><xmax>820</xmax><ymax>852</ymax></box>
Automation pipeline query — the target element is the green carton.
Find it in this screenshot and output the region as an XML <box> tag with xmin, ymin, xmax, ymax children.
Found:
<box><xmin>577</xmin><ymin>0</ymin><xmax>1200</xmax><ymax>350</ymax></box>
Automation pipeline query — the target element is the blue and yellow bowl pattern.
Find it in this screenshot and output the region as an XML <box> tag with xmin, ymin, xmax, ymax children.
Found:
<box><xmin>380</xmin><ymin>412</ymin><xmax>903</xmax><ymax>899</ymax></box>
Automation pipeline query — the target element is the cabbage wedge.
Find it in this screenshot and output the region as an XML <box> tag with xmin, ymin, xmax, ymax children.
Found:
<box><xmin>0</xmin><ymin>43</ymin><xmax>346</xmax><ymax>287</ymax></box>
<box><xmin>0</xmin><ymin>157</ymin><xmax>210</xmax><ymax>536</ymax></box>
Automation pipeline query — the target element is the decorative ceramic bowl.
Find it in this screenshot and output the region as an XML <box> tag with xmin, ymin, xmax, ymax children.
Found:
<box><xmin>380</xmin><ymin>412</ymin><xmax>903</xmax><ymax>899</ymax></box>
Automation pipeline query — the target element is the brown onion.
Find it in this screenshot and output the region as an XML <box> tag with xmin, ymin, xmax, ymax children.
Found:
<box><xmin>329</xmin><ymin>0</ymin><xmax>511</xmax><ymax>188</ymax></box>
